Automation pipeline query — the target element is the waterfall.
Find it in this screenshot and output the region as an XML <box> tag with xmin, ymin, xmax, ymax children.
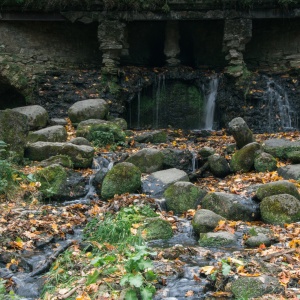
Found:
<box><xmin>155</xmin><ymin>74</ymin><xmax>166</xmax><ymax>129</ymax></box>
<box><xmin>264</xmin><ymin>78</ymin><xmax>296</xmax><ymax>132</ymax></box>
<box><xmin>203</xmin><ymin>76</ymin><xmax>219</xmax><ymax>130</ymax></box>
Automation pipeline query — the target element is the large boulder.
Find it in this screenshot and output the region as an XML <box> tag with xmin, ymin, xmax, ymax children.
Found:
<box><xmin>286</xmin><ymin>150</ymin><xmax>300</xmax><ymax>163</ymax></box>
<box><xmin>12</xmin><ymin>105</ymin><xmax>48</xmax><ymax>130</ymax></box>
<box><xmin>278</xmin><ymin>164</ymin><xmax>300</xmax><ymax>180</ymax></box>
<box><xmin>126</xmin><ymin>148</ymin><xmax>164</xmax><ymax>173</ymax></box>
<box><xmin>101</xmin><ymin>162</ymin><xmax>141</xmax><ymax>200</ymax></box>
<box><xmin>142</xmin><ymin>218</ymin><xmax>173</xmax><ymax>241</ymax></box>
<box><xmin>263</xmin><ymin>138</ymin><xmax>300</xmax><ymax>159</ymax></box>
<box><xmin>164</xmin><ymin>182</ymin><xmax>207</xmax><ymax>215</ymax></box>
<box><xmin>68</xmin><ymin>99</ymin><xmax>108</xmax><ymax>124</ymax></box>
<box><xmin>134</xmin><ymin>130</ymin><xmax>167</xmax><ymax>144</ymax></box>
<box><xmin>192</xmin><ymin>209</ymin><xmax>225</xmax><ymax>234</ymax></box>
<box><xmin>230</xmin><ymin>276</ymin><xmax>284</xmax><ymax>299</ymax></box>
<box><xmin>201</xmin><ymin>192</ymin><xmax>259</xmax><ymax>221</ymax></box>
<box><xmin>25</xmin><ymin>142</ymin><xmax>94</xmax><ymax>168</ymax></box>
<box><xmin>142</xmin><ymin>168</ymin><xmax>189</xmax><ymax>197</ymax></box>
<box><xmin>161</xmin><ymin>148</ymin><xmax>193</xmax><ymax>172</ymax></box>
<box><xmin>27</xmin><ymin>125</ymin><xmax>67</xmax><ymax>143</ymax></box>
<box><xmin>228</xmin><ymin>117</ymin><xmax>255</xmax><ymax>149</ymax></box>
<box><xmin>208</xmin><ymin>154</ymin><xmax>231</xmax><ymax>178</ymax></box>
<box><xmin>254</xmin><ymin>152</ymin><xmax>277</xmax><ymax>172</ymax></box>
<box><xmin>0</xmin><ymin>109</ymin><xmax>29</xmax><ymax>161</ymax></box>
<box><xmin>35</xmin><ymin>164</ymin><xmax>87</xmax><ymax>200</ymax></box>
<box><xmin>199</xmin><ymin>231</ymin><xmax>237</xmax><ymax>247</ymax></box>
<box><xmin>230</xmin><ymin>142</ymin><xmax>261</xmax><ymax>173</ymax></box>
<box><xmin>76</xmin><ymin>119</ymin><xmax>125</xmax><ymax>146</ymax></box>
<box><xmin>260</xmin><ymin>194</ymin><xmax>300</xmax><ymax>225</ymax></box>
<box><xmin>37</xmin><ymin>155</ymin><xmax>73</xmax><ymax>168</ymax></box>
<box><xmin>255</xmin><ymin>180</ymin><xmax>300</xmax><ymax>201</ymax></box>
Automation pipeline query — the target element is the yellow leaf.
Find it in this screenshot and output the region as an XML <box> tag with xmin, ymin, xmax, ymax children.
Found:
<box><xmin>52</xmin><ymin>262</ymin><xmax>59</xmax><ymax>271</ymax></box>
<box><xmin>200</xmin><ymin>266</ymin><xmax>215</xmax><ymax>275</ymax></box>
<box><xmin>28</xmin><ymin>214</ymin><xmax>34</xmax><ymax>219</ymax></box>
<box><xmin>52</xmin><ymin>223</ymin><xmax>58</xmax><ymax>232</ymax></box>
<box><xmin>76</xmin><ymin>292</ymin><xmax>91</xmax><ymax>300</ymax></box>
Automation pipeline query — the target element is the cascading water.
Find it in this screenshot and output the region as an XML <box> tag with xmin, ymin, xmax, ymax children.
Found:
<box><xmin>202</xmin><ymin>76</ymin><xmax>219</xmax><ymax>130</ymax></box>
<box><xmin>154</xmin><ymin>74</ymin><xmax>166</xmax><ymax>129</ymax></box>
<box><xmin>264</xmin><ymin>77</ymin><xmax>297</xmax><ymax>132</ymax></box>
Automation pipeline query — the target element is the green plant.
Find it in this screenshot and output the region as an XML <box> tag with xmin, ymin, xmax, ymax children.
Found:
<box><xmin>0</xmin><ymin>279</ymin><xmax>21</xmax><ymax>300</ymax></box>
<box><xmin>0</xmin><ymin>159</ymin><xmax>17</xmax><ymax>197</ymax></box>
<box><xmin>248</xmin><ymin>227</ymin><xmax>258</xmax><ymax>236</ymax></box>
<box><xmin>90</xmin><ymin>130</ymin><xmax>115</xmax><ymax>147</ymax></box>
<box><xmin>120</xmin><ymin>245</ymin><xmax>157</xmax><ymax>300</ymax></box>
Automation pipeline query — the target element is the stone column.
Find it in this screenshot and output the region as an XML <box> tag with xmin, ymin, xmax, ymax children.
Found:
<box><xmin>164</xmin><ymin>21</ymin><xmax>181</xmax><ymax>67</ymax></box>
<box><xmin>98</xmin><ymin>20</ymin><xmax>126</xmax><ymax>75</ymax></box>
<box><xmin>223</xmin><ymin>19</ymin><xmax>252</xmax><ymax>77</ymax></box>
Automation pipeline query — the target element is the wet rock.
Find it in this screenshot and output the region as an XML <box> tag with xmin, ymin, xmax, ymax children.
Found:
<box><xmin>199</xmin><ymin>231</ymin><xmax>237</xmax><ymax>247</ymax></box>
<box><xmin>68</xmin><ymin>98</ymin><xmax>108</xmax><ymax>124</ymax></box>
<box><xmin>230</xmin><ymin>142</ymin><xmax>261</xmax><ymax>173</ymax></box>
<box><xmin>142</xmin><ymin>217</ymin><xmax>173</xmax><ymax>241</ymax></box>
<box><xmin>230</xmin><ymin>276</ymin><xmax>284</xmax><ymax>299</ymax></box>
<box><xmin>228</xmin><ymin>117</ymin><xmax>255</xmax><ymax>149</ymax></box>
<box><xmin>37</xmin><ymin>155</ymin><xmax>73</xmax><ymax>168</ymax></box>
<box><xmin>12</xmin><ymin>105</ymin><xmax>48</xmax><ymax>130</ymax></box>
<box><xmin>260</xmin><ymin>194</ymin><xmax>300</xmax><ymax>225</ymax></box>
<box><xmin>27</xmin><ymin>125</ymin><xmax>67</xmax><ymax>143</ymax></box>
<box><xmin>134</xmin><ymin>130</ymin><xmax>167</xmax><ymax>144</ymax></box>
<box><xmin>0</xmin><ymin>109</ymin><xmax>29</xmax><ymax>162</ymax></box>
<box><xmin>278</xmin><ymin>164</ymin><xmax>300</xmax><ymax>180</ymax></box>
<box><xmin>35</xmin><ymin>164</ymin><xmax>87</xmax><ymax>200</ymax></box>
<box><xmin>164</xmin><ymin>182</ymin><xmax>206</xmax><ymax>215</ymax></box>
<box><xmin>245</xmin><ymin>233</ymin><xmax>271</xmax><ymax>247</ymax></box>
<box><xmin>254</xmin><ymin>152</ymin><xmax>277</xmax><ymax>172</ymax></box>
<box><xmin>69</xmin><ymin>137</ymin><xmax>92</xmax><ymax>146</ymax></box>
<box><xmin>198</xmin><ymin>146</ymin><xmax>215</xmax><ymax>159</ymax></box>
<box><xmin>76</xmin><ymin>119</ymin><xmax>125</xmax><ymax>145</ymax></box>
<box><xmin>126</xmin><ymin>148</ymin><xmax>164</xmax><ymax>173</ymax></box>
<box><xmin>101</xmin><ymin>162</ymin><xmax>141</xmax><ymax>200</ymax></box>
<box><xmin>25</xmin><ymin>142</ymin><xmax>94</xmax><ymax>168</ymax></box>
<box><xmin>263</xmin><ymin>138</ymin><xmax>300</xmax><ymax>159</ymax></box>
<box><xmin>162</xmin><ymin>148</ymin><xmax>193</xmax><ymax>172</ymax></box>
<box><xmin>255</xmin><ymin>180</ymin><xmax>300</xmax><ymax>201</ymax></box>
<box><xmin>201</xmin><ymin>192</ymin><xmax>259</xmax><ymax>221</ymax></box>
<box><xmin>142</xmin><ymin>168</ymin><xmax>189</xmax><ymax>197</ymax></box>
<box><xmin>192</xmin><ymin>209</ymin><xmax>225</xmax><ymax>234</ymax></box>
<box><xmin>208</xmin><ymin>154</ymin><xmax>231</xmax><ymax>178</ymax></box>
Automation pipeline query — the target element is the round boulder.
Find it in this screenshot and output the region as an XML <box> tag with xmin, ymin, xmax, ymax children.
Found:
<box><xmin>260</xmin><ymin>194</ymin><xmax>300</xmax><ymax>225</ymax></box>
<box><xmin>101</xmin><ymin>162</ymin><xmax>141</xmax><ymax>200</ymax></box>
<box><xmin>126</xmin><ymin>148</ymin><xmax>164</xmax><ymax>173</ymax></box>
<box><xmin>27</xmin><ymin>125</ymin><xmax>67</xmax><ymax>143</ymax></box>
<box><xmin>254</xmin><ymin>152</ymin><xmax>277</xmax><ymax>172</ymax></box>
<box><xmin>208</xmin><ymin>154</ymin><xmax>231</xmax><ymax>178</ymax></box>
<box><xmin>199</xmin><ymin>231</ymin><xmax>237</xmax><ymax>247</ymax></box>
<box><xmin>142</xmin><ymin>218</ymin><xmax>173</xmax><ymax>241</ymax></box>
<box><xmin>192</xmin><ymin>209</ymin><xmax>225</xmax><ymax>234</ymax></box>
<box><xmin>68</xmin><ymin>99</ymin><xmax>108</xmax><ymax>124</ymax></box>
<box><xmin>164</xmin><ymin>181</ymin><xmax>207</xmax><ymax>215</ymax></box>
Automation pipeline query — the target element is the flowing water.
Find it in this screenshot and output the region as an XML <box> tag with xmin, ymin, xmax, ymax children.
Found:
<box><xmin>264</xmin><ymin>77</ymin><xmax>297</xmax><ymax>132</ymax></box>
<box><xmin>203</xmin><ymin>76</ymin><xmax>219</xmax><ymax>130</ymax></box>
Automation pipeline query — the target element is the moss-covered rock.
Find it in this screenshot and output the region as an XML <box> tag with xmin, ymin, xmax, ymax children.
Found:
<box><xmin>199</xmin><ymin>231</ymin><xmax>237</xmax><ymax>247</ymax></box>
<box><xmin>164</xmin><ymin>181</ymin><xmax>207</xmax><ymax>215</ymax></box>
<box><xmin>126</xmin><ymin>148</ymin><xmax>164</xmax><ymax>173</ymax></box>
<box><xmin>37</xmin><ymin>155</ymin><xmax>73</xmax><ymax>168</ymax></box>
<box><xmin>260</xmin><ymin>194</ymin><xmax>300</xmax><ymax>225</ymax></box>
<box><xmin>101</xmin><ymin>162</ymin><xmax>141</xmax><ymax>200</ymax></box>
<box><xmin>0</xmin><ymin>109</ymin><xmax>29</xmax><ymax>162</ymax></box>
<box><xmin>76</xmin><ymin>119</ymin><xmax>125</xmax><ymax>146</ymax></box>
<box><xmin>286</xmin><ymin>150</ymin><xmax>300</xmax><ymax>163</ymax></box>
<box><xmin>201</xmin><ymin>192</ymin><xmax>259</xmax><ymax>221</ymax></box>
<box><xmin>263</xmin><ymin>138</ymin><xmax>300</xmax><ymax>159</ymax></box>
<box><xmin>192</xmin><ymin>209</ymin><xmax>225</xmax><ymax>234</ymax></box>
<box><xmin>142</xmin><ymin>217</ymin><xmax>173</xmax><ymax>241</ymax></box>
<box><xmin>230</xmin><ymin>142</ymin><xmax>261</xmax><ymax>173</ymax></box>
<box><xmin>208</xmin><ymin>154</ymin><xmax>231</xmax><ymax>178</ymax></box>
<box><xmin>198</xmin><ymin>147</ymin><xmax>215</xmax><ymax>159</ymax></box>
<box><xmin>230</xmin><ymin>276</ymin><xmax>284</xmax><ymax>299</ymax></box>
<box><xmin>162</xmin><ymin>148</ymin><xmax>193</xmax><ymax>172</ymax></box>
<box><xmin>134</xmin><ymin>130</ymin><xmax>167</xmax><ymax>144</ymax></box>
<box><xmin>111</xmin><ymin>117</ymin><xmax>127</xmax><ymax>130</ymax></box>
<box><xmin>245</xmin><ymin>233</ymin><xmax>271</xmax><ymax>247</ymax></box>
<box><xmin>27</xmin><ymin>125</ymin><xmax>67</xmax><ymax>143</ymax></box>
<box><xmin>25</xmin><ymin>142</ymin><xmax>94</xmax><ymax>168</ymax></box>
<box><xmin>254</xmin><ymin>152</ymin><xmax>277</xmax><ymax>172</ymax></box>
<box><xmin>256</xmin><ymin>180</ymin><xmax>300</xmax><ymax>201</ymax></box>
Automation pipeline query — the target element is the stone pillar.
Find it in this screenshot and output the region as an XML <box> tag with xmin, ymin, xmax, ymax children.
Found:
<box><xmin>223</xmin><ymin>19</ymin><xmax>252</xmax><ymax>77</ymax></box>
<box><xmin>98</xmin><ymin>20</ymin><xmax>126</xmax><ymax>75</ymax></box>
<box><xmin>164</xmin><ymin>21</ymin><xmax>181</xmax><ymax>67</ymax></box>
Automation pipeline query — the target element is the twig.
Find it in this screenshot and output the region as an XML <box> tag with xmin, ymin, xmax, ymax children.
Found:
<box><xmin>261</xmin><ymin>248</ymin><xmax>296</xmax><ymax>261</ymax></box>
<box><xmin>59</xmin><ymin>286</ymin><xmax>79</xmax><ymax>299</ymax></box>
<box><xmin>30</xmin><ymin>240</ymin><xmax>74</xmax><ymax>277</ymax></box>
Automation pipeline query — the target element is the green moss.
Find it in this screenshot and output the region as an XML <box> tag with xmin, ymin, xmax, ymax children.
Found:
<box><xmin>101</xmin><ymin>162</ymin><xmax>141</xmax><ymax>200</ymax></box>
<box><xmin>35</xmin><ymin>164</ymin><xmax>67</xmax><ymax>198</ymax></box>
<box><xmin>199</xmin><ymin>233</ymin><xmax>235</xmax><ymax>247</ymax></box>
<box><xmin>142</xmin><ymin>217</ymin><xmax>173</xmax><ymax>241</ymax></box>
